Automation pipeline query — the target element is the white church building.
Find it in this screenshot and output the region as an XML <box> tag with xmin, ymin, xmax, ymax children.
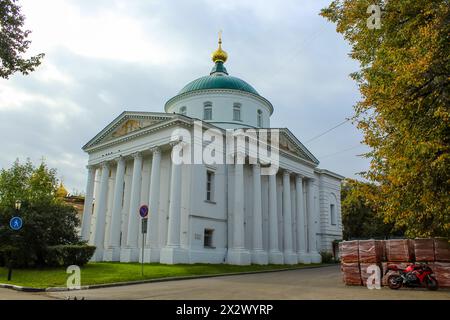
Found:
<box><xmin>80</xmin><ymin>37</ymin><xmax>343</xmax><ymax>265</ymax></box>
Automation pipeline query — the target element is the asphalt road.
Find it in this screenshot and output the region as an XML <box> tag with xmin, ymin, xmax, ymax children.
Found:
<box><xmin>1</xmin><ymin>265</ymin><xmax>449</xmax><ymax>300</ymax></box>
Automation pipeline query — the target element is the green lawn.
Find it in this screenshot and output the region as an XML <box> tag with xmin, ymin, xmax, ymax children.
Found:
<box><xmin>0</xmin><ymin>262</ymin><xmax>323</xmax><ymax>289</ymax></box>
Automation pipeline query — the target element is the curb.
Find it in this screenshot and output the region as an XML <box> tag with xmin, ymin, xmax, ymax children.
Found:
<box><xmin>1</xmin><ymin>263</ymin><xmax>336</xmax><ymax>293</ymax></box>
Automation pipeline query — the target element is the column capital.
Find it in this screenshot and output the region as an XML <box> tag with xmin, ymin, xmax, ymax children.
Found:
<box><xmin>100</xmin><ymin>161</ymin><xmax>110</xmax><ymax>169</ymax></box>
<box><xmin>86</xmin><ymin>164</ymin><xmax>96</xmax><ymax>170</ymax></box>
<box><xmin>149</xmin><ymin>146</ymin><xmax>161</xmax><ymax>155</ymax></box>
<box><xmin>131</xmin><ymin>151</ymin><xmax>142</xmax><ymax>159</ymax></box>
<box><xmin>252</xmin><ymin>162</ymin><xmax>261</xmax><ymax>169</ymax></box>
<box><xmin>295</xmin><ymin>174</ymin><xmax>305</xmax><ymax>182</ymax></box>
<box><xmin>114</xmin><ymin>155</ymin><xmax>125</xmax><ymax>164</ymax></box>
<box><xmin>283</xmin><ymin>169</ymin><xmax>292</xmax><ymax>177</ymax></box>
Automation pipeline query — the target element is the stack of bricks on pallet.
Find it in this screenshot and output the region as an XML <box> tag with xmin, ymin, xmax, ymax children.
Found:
<box><xmin>340</xmin><ymin>240</ymin><xmax>361</xmax><ymax>285</ymax></box>
<box><xmin>340</xmin><ymin>238</ymin><xmax>450</xmax><ymax>288</ymax></box>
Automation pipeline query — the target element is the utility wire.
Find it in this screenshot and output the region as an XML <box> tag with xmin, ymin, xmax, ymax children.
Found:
<box><xmin>305</xmin><ymin>118</ymin><xmax>351</xmax><ymax>143</ymax></box>
<box><xmin>318</xmin><ymin>144</ymin><xmax>364</xmax><ymax>159</ymax></box>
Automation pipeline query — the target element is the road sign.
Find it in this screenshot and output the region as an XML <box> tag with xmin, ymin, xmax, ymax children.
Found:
<box><xmin>141</xmin><ymin>218</ymin><xmax>148</xmax><ymax>234</ymax></box>
<box><xmin>10</xmin><ymin>217</ymin><xmax>23</xmax><ymax>231</ymax></box>
<box><xmin>139</xmin><ymin>205</ymin><xmax>149</xmax><ymax>218</ymax></box>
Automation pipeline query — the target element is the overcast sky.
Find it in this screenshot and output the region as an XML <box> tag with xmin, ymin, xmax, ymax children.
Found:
<box><xmin>0</xmin><ymin>0</ymin><xmax>370</xmax><ymax>194</ymax></box>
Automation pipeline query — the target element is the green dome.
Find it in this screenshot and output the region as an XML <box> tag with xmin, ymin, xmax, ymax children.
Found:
<box><xmin>178</xmin><ymin>62</ymin><xmax>259</xmax><ymax>96</ymax></box>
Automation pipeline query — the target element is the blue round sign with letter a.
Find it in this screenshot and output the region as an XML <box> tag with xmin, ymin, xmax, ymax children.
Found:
<box><xmin>10</xmin><ymin>217</ymin><xmax>23</xmax><ymax>231</ymax></box>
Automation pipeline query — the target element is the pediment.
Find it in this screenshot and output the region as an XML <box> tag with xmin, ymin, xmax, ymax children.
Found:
<box><xmin>279</xmin><ymin>129</ymin><xmax>319</xmax><ymax>165</ymax></box>
<box><xmin>83</xmin><ymin>112</ymin><xmax>175</xmax><ymax>150</ymax></box>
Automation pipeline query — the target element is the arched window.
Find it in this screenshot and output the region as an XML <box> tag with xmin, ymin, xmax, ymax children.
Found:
<box><xmin>203</xmin><ymin>102</ymin><xmax>212</xmax><ymax>120</ymax></box>
<box><xmin>233</xmin><ymin>103</ymin><xmax>241</xmax><ymax>121</ymax></box>
<box><xmin>179</xmin><ymin>106</ymin><xmax>187</xmax><ymax>115</ymax></box>
<box><xmin>257</xmin><ymin>109</ymin><xmax>263</xmax><ymax>127</ymax></box>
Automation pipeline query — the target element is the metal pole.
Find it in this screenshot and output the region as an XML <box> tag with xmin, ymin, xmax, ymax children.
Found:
<box><xmin>141</xmin><ymin>222</ymin><xmax>145</xmax><ymax>277</ymax></box>
<box><xmin>7</xmin><ymin>267</ymin><xmax>12</xmax><ymax>281</ymax></box>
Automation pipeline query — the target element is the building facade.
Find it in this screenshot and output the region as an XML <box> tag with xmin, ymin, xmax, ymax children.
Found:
<box><xmin>80</xmin><ymin>37</ymin><xmax>343</xmax><ymax>265</ymax></box>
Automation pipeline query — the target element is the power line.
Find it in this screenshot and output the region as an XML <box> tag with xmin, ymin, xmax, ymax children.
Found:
<box><xmin>318</xmin><ymin>144</ymin><xmax>365</xmax><ymax>159</ymax></box>
<box><xmin>305</xmin><ymin>118</ymin><xmax>351</xmax><ymax>143</ymax></box>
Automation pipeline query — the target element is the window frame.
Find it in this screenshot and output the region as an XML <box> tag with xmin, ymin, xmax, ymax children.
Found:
<box><xmin>257</xmin><ymin>109</ymin><xmax>263</xmax><ymax>127</ymax></box>
<box><xmin>330</xmin><ymin>203</ymin><xmax>337</xmax><ymax>225</ymax></box>
<box><xmin>233</xmin><ymin>103</ymin><xmax>242</xmax><ymax>121</ymax></box>
<box><xmin>206</xmin><ymin>170</ymin><xmax>215</xmax><ymax>202</ymax></box>
<box><xmin>203</xmin><ymin>229</ymin><xmax>214</xmax><ymax>248</ymax></box>
<box><xmin>203</xmin><ymin>102</ymin><xmax>212</xmax><ymax>120</ymax></box>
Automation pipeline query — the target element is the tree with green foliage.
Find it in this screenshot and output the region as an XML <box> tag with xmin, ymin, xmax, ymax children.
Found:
<box><xmin>321</xmin><ymin>0</ymin><xmax>450</xmax><ymax>238</ymax></box>
<box><xmin>0</xmin><ymin>0</ymin><xmax>44</xmax><ymax>78</ymax></box>
<box><xmin>0</xmin><ymin>159</ymin><xmax>87</xmax><ymax>268</ymax></box>
<box><xmin>341</xmin><ymin>179</ymin><xmax>401</xmax><ymax>240</ymax></box>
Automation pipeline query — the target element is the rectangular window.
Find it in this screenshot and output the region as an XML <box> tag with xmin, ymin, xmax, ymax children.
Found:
<box><xmin>204</xmin><ymin>229</ymin><xmax>214</xmax><ymax>248</ymax></box>
<box><xmin>257</xmin><ymin>110</ymin><xmax>263</xmax><ymax>127</ymax></box>
<box><xmin>206</xmin><ymin>170</ymin><xmax>215</xmax><ymax>201</ymax></box>
<box><xmin>330</xmin><ymin>204</ymin><xmax>336</xmax><ymax>225</ymax></box>
<box><xmin>233</xmin><ymin>103</ymin><xmax>241</xmax><ymax>121</ymax></box>
<box><xmin>203</xmin><ymin>103</ymin><xmax>212</xmax><ymax>120</ymax></box>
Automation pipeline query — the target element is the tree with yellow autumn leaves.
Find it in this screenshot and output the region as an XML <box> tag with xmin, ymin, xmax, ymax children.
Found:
<box><xmin>321</xmin><ymin>1</ymin><xmax>449</xmax><ymax>237</ymax></box>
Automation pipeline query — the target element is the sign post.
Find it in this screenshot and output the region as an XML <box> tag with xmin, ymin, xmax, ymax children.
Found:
<box><xmin>8</xmin><ymin>216</ymin><xmax>23</xmax><ymax>281</ymax></box>
<box><xmin>139</xmin><ymin>205</ymin><xmax>149</xmax><ymax>277</ymax></box>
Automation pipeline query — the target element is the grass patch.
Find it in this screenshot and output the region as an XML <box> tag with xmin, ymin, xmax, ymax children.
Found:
<box><xmin>0</xmin><ymin>262</ymin><xmax>322</xmax><ymax>289</ymax></box>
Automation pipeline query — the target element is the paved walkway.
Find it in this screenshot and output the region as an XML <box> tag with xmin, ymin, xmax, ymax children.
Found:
<box><xmin>1</xmin><ymin>265</ymin><xmax>449</xmax><ymax>300</ymax></box>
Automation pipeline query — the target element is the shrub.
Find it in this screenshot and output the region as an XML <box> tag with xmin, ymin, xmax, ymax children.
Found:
<box><xmin>44</xmin><ymin>245</ymin><xmax>96</xmax><ymax>267</ymax></box>
<box><xmin>320</xmin><ymin>251</ymin><xmax>335</xmax><ymax>263</ymax></box>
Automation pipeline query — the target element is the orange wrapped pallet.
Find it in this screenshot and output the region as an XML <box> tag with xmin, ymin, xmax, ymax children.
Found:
<box><xmin>385</xmin><ymin>239</ymin><xmax>415</xmax><ymax>262</ymax></box>
<box><xmin>360</xmin><ymin>263</ymin><xmax>382</xmax><ymax>286</ymax></box>
<box><xmin>414</xmin><ymin>238</ymin><xmax>435</xmax><ymax>262</ymax></box>
<box><xmin>434</xmin><ymin>238</ymin><xmax>450</xmax><ymax>262</ymax></box>
<box><xmin>341</xmin><ymin>261</ymin><xmax>361</xmax><ymax>286</ymax></box>
<box><xmin>359</xmin><ymin>240</ymin><xmax>384</xmax><ymax>263</ymax></box>
<box><xmin>339</xmin><ymin>240</ymin><xmax>359</xmax><ymax>263</ymax></box>
<box><xmin>431</xmin><ymin>262</ymin><xmax>450</xmax><ymax>288</ymax></box>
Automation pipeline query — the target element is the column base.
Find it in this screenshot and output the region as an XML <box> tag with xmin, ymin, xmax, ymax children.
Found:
<box><xmin>143</xmin><ymin>247</ymin><xmax>161</xmax><ymax>263</ymax></box>
<box><xmin>227</xmin><ymin>248</ymin><xmax>251</xmax><ymax>265</ymax></box>
<box><xmin>310</xmin><ymin>251</ymin><xmax>322</xmax><ymax>263</ymax></box>
<box><xmin>91</xmin><ymin>248</ymin><xmax>104</xmax><ymax>262</ymax></box>
<box><xmin>251</xmin><ymin>250</ymin><xmax>269</xmax><ymax>265</ymax></box>
<box><xmin>297</xmin><ymin>251</ymin><xmax>312</xmax><ymax>264</ymax></box>
<box><xmin>120</xmin><ymin>247</ymin><xmax>139</xmax><ymax>262</ymax></box>
<box><xmin>103</xmin><ymin>247</ymin><xmax>121</xmax><ymax>262</ymax></box>
<box><xmin>160</xmin><ymin>246</ymin><xmax>189</xmax><ymax>264</ymax></box>
<box><xmin>283</xmin><ymin>251</ymin><xmax>298</xmax><ymax>265</ymax></box>
<box><xmin>268</xmin><ymin>250</ymin><xmax>284</xmax><ymax>264</ymax></box>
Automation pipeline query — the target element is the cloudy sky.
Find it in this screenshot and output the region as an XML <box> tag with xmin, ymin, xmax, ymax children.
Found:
<box><xmin>0</xmin><ymin>0</ymin><xmax>370</xmax><ymax>194</ymax></box>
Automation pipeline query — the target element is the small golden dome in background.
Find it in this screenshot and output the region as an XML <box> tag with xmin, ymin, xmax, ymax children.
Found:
<box><xmin>211</xmin><ymin>31</ymin><xmax>228</xmax><ymax>63</ymax></box>
<box><xmin>56</xmin><ymin>182</ymin><xmax>69</xmax><ymax>198</ymax></box>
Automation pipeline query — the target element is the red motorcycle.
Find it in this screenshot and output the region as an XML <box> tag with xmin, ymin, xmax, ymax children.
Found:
<box><xmin>385</xmin><ymin>263</ymin><xmax>438</xmax><ymax>290</ymax></box>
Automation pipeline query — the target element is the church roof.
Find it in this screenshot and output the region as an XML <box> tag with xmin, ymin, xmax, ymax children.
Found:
<box><xmin>178</xmin><ymin>73</ymin><xmax>259</xmax><ymax>96</ymax></box>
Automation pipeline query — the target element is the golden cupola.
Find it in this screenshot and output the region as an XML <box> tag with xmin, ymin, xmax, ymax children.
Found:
<box><xmin>211</xmin><ymin>31</ymin><xmax>228</xmax><ymax>63</ymax></box>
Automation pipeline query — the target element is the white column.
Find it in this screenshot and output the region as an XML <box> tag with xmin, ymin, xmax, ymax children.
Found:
<box><xmin>81</xmin><ymin>165</ymin><xmax>96</xmax><ymax>242</ymax></box>
<box><xmin>144</xmin><ymin>147</ymin><xmax>162</xmax><ymax>262</ymax></box>
<box><xmin>296</xmin><ymin>175</ymin><xmax>310</xmax><ymax>263</ymax></box>
<box><xmin>120</xmin><ymin>152</ymin><xmax>143</xmax><ymax>262</ymax></box>
<box><xmin>227</xmin><ymin>159</ymin><xmax>251</xmax><ymax>265</ymax></box>
<box><xmin>282</xmin><ymin>170</ymin><xmax>297</xmax><ymax>264</ymax></box>
<box><xmin>160</xmin><ymin>143</ymin><xmax>188</xmax><ymax>264</ymax></box>
<box><xmin>251</xmin><ymin>164</ymin><xmax>268</xmax><ymax>265</ymax></box>
<box><xmin>92</xmin><ymin>162</ymin><xmax>110</xmax><ymax>261</ymax></box>
<box><xmin>103</xmin><ymin>157</ymin><xmax>125</xmax><ymax>261</ymax></box>
<box><xmin>307</xmin><ymin>178</ymin><xmax>321</xmax><ymax>263</ymax></box>
<box><xmin>268</xmin><ymin>172</ymin><xmax>283</xmax><ymax>264</ymax></box>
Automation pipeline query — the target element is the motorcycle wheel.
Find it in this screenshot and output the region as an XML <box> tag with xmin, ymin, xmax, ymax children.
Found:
<box><xmin>425</xmin><ymin>276</ymin><xmax>439</xmax><ymax>291</ymax></box>
<box><xmin>387</xmin><ymin>275</ymin><xmax>402</xmax><ymax>290</ymax></box>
